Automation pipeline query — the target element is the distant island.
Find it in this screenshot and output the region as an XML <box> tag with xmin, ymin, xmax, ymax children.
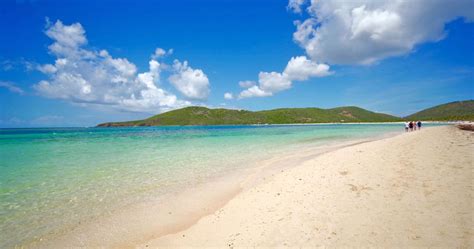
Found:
<box><xmin>97</xmin><ymin>100</ymin><xmax>474</xmax><ymax>127</ymax></box>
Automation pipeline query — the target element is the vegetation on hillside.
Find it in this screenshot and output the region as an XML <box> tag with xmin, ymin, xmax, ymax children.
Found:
<box><xmin>97</xmin><ymin>100</ymin><xmax>474</xmax><ymax>127</ymax></box>
<box><xmin>405</xmin><ymin>100</ymin><xmax>474</xmax><ymax>121</ymax></box>
<box><xmin>97</xmin><ymin>106</ymin><xmax>402</xmax><ymax>127</ymax></box>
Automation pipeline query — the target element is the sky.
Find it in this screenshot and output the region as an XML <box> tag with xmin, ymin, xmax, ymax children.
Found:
<box><xmin>0</xmin><ymin>0</ymin><xmax>473</xmax><ymax>127</ymax></box>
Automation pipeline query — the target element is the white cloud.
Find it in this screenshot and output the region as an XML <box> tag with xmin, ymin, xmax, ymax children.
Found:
<box><xmin>154</xmin><ymin>48</ymin><xmax>166</xmax><ymax>58</ymax></box>
<box><xmin>45</xmin><ymin>21</ymin><xmax>86</xmax><ymax>48</ymax></box>
<box><xmin>238</xmin><ymin>56</ymin><xmax>331</xmax><ymax>98</ymax></box>
<box><xmin>239</xmin><ymin>85</ymin><xmax>273</xmax><ymax>99</ymax></box>
<box><xmin>151</xmin><ymin>47</ymin><xmax>173</xmax><ymax>59</ymax></box>
<box><xmin>294</xmin><ymin>0</ymin><xmax>474</xmax><ymax>65</ymax></box>
<box><xmin>169</xmin><ymin>60</ymin><xmax>210</xmax><ymax>100</ymax></box>
<box><xmin>0</xmin><ymin>81</ymin><xmax>25</xmax><ymax>95</ymax></box>
<box><xmin>100</xmin><ymin>50</ymin><xmax>137</xmax><ymax>78</ymax></box>
<box><xmin>287</xmin><ymin>0</ymin><xmax>306</xmax><ymax>13</ymax></box>
<box><xmin>33</xmin><ymin>20</ymin><xmax>210</xmax><ymax>113</ymax></box>
<box><xmin>224</xmin><ymin>92</ymin><xmax>233</xmax><ymax>100</ymax></box>
<box><xmin>238</xmin><ymin>80</ymin><xmax>256</xmax><ymax>88</ymax></box>
<box><xmin>37</xmin><ymin>64</ymin><xmax>57</xmax><ymax>74</ymax></box>
<box><xmin>258</xmin><ymin>71</ymin><xmax>292</xmax><ymax>93</ymax></box>
<box><xmin>284</xmin><ymin>56</ymin><xmax>331</xmax><ymax>80</ymax></box>
<box><xmin>45</xmin><ymin>20</ymin><xmax>95</xmax><ymax>59</ymax></box>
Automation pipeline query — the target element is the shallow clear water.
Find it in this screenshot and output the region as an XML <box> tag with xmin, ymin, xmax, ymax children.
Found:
<box><xmin>0</xmin><ymin>124</ymin><xmax>437</xmax><ymax>247</ymax></box>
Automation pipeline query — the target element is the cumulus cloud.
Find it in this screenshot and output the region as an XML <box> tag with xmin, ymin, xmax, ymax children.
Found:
<box><xmin>0</xmin><ymin>81</ymin><xmax>25</xmax><ymax>95</ymax></box>
<box><xmin>258</xmin><ymin>72</ymin><xmax>292</xmax><ymax>93</ymax></box>
<box><xmin>169</xmin><ymin>60</ymin><xmax>210</xmax><ymax>100</ymax></box>
<box><xmin>287</xmin><ymin>0</ymin><xmax>306</xmax><ymax>13</ymax></box>
<box><xmin>238</xmin><ymin>80</ymin><xmax>256</xmax><ymax>88</ymax></box>
<box><xmin>234</xmin><ymin>0</ymin><xmax>472</xmax><ymax>99</ymax></box>
<box><xmin>151</xmin><ymin>47</ymin><xmax>173</xmax><ymax>59</ymax></box>
<box><xmin>238</xmin><ymin>56</ymin><xmax>330</xmax><ymax>98</ymax></box>
<box><xmin>224</xmin><ymin>92</ymin><xmax>234</xmax><ymax>100</ymax></box>
<box><xmin>293</xmin><ymin>0</ymin><xmax>474</xmax><ymax>65</ymax></box>
<box><xmin>284</xmin><ymin>56</ymin><xmax>332</xmax><ymax>80</ymax></box>
<box><xmin>239</xmin><ymin>85</ymin><xmax>273</xmax><ymax>99</ymax></box>
<box><xmin>37</xmin><ymin>64</ymin><xmax>57</xmax><ymax>74</ymax></box>
<box><xmin>33</xmin><ymin>20</ymin><xmax>211</xmax><ymax>113</ymax></box>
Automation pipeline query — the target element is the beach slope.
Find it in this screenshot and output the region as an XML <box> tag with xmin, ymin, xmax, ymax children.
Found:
<box><xmin>143</xmin><ymin>126</ymin><xmax>473</xmax><ymax>248</ymax></box>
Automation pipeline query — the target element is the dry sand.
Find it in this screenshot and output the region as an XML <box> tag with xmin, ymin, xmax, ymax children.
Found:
<box><xmin>142</xmin><ymin>126</ymin><xmax>473</xmax><ymax>248</ymax></box>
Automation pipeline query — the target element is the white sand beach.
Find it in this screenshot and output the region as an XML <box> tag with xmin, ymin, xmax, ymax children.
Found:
<box><xmin>142</xmin><ymin>125</ymin><xmax>473</xmax><ymax>248</ymax></box>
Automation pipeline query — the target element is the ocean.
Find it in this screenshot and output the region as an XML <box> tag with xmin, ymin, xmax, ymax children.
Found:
<box><xmin>0</xmin><ymin>123</ymin><xmax>435</xmax><ymax>247</ymax></box>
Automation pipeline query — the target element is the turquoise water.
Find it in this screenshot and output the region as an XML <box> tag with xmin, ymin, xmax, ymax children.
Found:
<box><xmin>0</xmin><ymin>124</ymin><xmax>432</xmax><ymax>247</ymax></box>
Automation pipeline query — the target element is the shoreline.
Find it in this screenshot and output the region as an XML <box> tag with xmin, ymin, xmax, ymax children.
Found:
<box><xmin>0</xmin><ymin>120</ymin><xmax>457</xmax><ymax>130</ymax></box>
<box><xmin>95</xmin><ymin>121</ymin><xmax>456</xmax><ymax>128</ymax></box>
<box><xmin>144</xmin><ymin>125</ymin><xmax>473</xmax><ymax>248</ymax></box>
<box><xmin>27</xmin><ymin>126</ymin><xmax>404</xmax><ymax>248</ymax></box>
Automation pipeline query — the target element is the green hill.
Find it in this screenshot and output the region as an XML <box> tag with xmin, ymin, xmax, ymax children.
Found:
<box><xmin>97</xmin><ymin>106</ymin><xmax>401</xmax><ymax>127</ymax></box>
<box><xmin>405</xmin><ymin>100</ymin><xmax>474</xmax><ymax>121</ymax></box>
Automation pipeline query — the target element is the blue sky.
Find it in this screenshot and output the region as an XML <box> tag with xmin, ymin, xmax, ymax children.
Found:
<box><xmin>0</xmin><ymin>0</ymin><xmax>473</xmax><ymax>127</ymax></box>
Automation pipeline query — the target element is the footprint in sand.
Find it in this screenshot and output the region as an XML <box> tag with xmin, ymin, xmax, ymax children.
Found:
<box><xmin>348</xmin><ymin>184</ymin><xmax>372</xmax><ymax>197</ymax></box>
<box><xmin>339</xmin><ymin>171</ymin><xmax>349</xmax><ymax>176</ymax></box>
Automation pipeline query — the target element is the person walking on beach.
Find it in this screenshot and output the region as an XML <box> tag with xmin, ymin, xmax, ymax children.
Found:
<box><xmin>413</xmin><ymin>121</ymin><xmax>417</xmax><ymax>130</ymax></box>
<box><xmin>405</xmin><ymin>121</ymin><xmax>409</xmax><ymax>132</ymax></box>
<box><xmin>417</xmin><ymin>121</ymin><xmax>422</xmax><ymax>130</ymax></box>
<box><xmin>409</xmin><ymin>121</ymin><xmax>413</xmax><ymax>131</ymax></box>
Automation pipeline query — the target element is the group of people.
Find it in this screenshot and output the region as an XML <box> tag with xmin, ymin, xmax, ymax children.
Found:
<box><xmin>405</xmin><ymin>121</ymin><xmax>422</xmax><ymax>132</ymax></box>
